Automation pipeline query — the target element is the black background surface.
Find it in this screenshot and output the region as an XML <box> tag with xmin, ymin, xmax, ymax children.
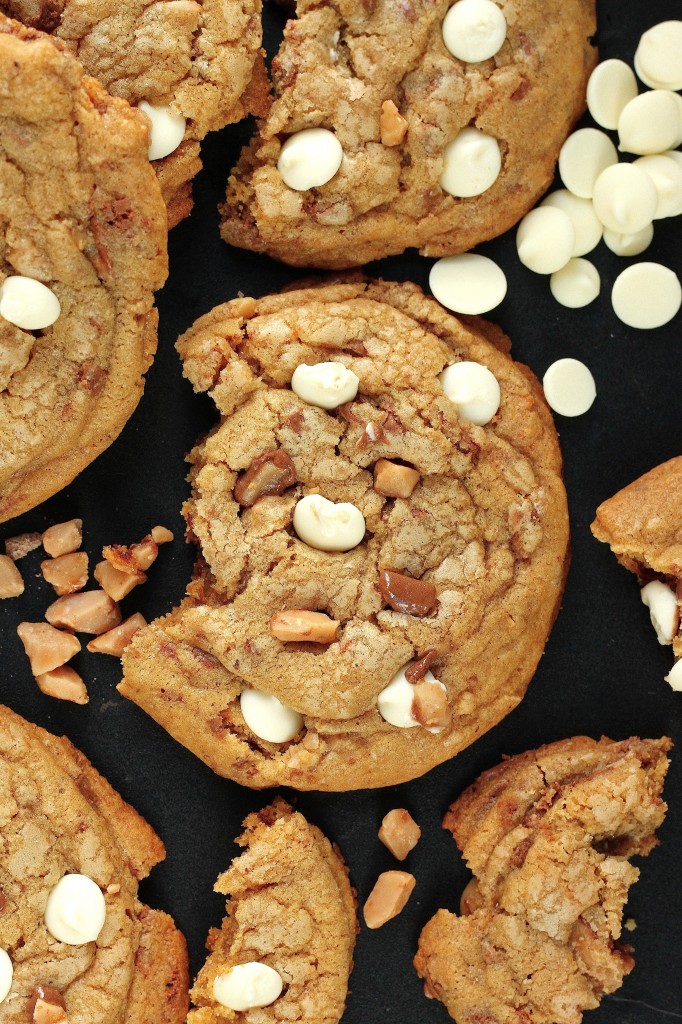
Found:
<box><xmin>2</xmin><ymin>1</ymin><xmax>682</xmax><ymax>1021</ymax></box>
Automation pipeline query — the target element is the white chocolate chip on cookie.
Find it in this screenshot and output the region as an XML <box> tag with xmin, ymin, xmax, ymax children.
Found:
<box><xmin>0</xmin><ymin>950</ymin><xmax>12</xmax><ymax>1004</ymax></box>
<box><xmin>377</xmin><ymin>663</ymin><xmax>445</xmax><ymax>729</ymax></box>
<box><xmin>291</xmin><ymin>362</ymin><xmax>359</xmax><ymax>409</ymax></box>
<box><xmin>138</xmin><ymin>101</ymin><xmax>186</xmax><ymax>161</ymax></box>
<box><xmin>441</xmin><ymin>128</ymin><xmax>501</xmax><ymax>197</ymax></box>
<box><xmin>293</xmin><ymin>494</ymin><xmax>365</xmax><ymax>551</ymax></box>
<box><xmin>439</xmin><ymin>361</ymin><xmax>500</xmax><ymax>425</ymax></box>
<box><xmin>641</xmin><ymin>580</ymin><xmax>679</xmax><ymax>644</ymax></box>
<box><xmin>44</xmin><ymin>874</ymin><xmax>106</xmax><ymax>945</ymax></box>
<box><xmin>240</xmin><ymin>688</ymin><xmax>303</xmax><ymax>743</ymax></box>
<box><xmin>429</xmin><ymin>254</ymin><xmax>507</xmax><ymax>315</ymax></box>
<box><xmin>0</xmin><ymin>276</ymin><xmax>60</xmax><ymax>331</ymax></box>
<box><xmin>442</xmin><ymin>0</ymin><xmax>507</xmax><ymax>63</ymax></box>
<box><xmin>213</xmin><ymin>963</ymin><xmax>283</xmax><ymax>1011</ymax></box>
<box><xmin>278</xmin><ymin>128</ymin><xmax>343</xmax><ymax>191</ymax></box>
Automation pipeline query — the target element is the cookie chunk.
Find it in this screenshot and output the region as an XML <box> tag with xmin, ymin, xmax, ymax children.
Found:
<box><xmin>0</xmin><ymin>703</ymin><xmax>189</xmax><ymax>1022</ymax></box>
<box><xmin>188</xmin><ymin>798</ymin><xmax>356</xmax><ymax>1023</ymax></box>
<box><xmin>221</xmin><ymin>0</ymin><xmax>596</xmax><ymax>268</ymax></box>
<box><xmin>415</xmin><ymin>735</ymin><xmax>671</xmax><ymax>1024</ymax></box>
<box><xmin>119</xmin><ymin>278</ymin><xmax>569</xmax><ymax>790</ymax></box>
<box><xmin>0</xmin><ymin>0</ymin><xmax>269</xmax><ymax>226</ymax></box>
<box><xmin>0</xmin><ymin>16</ymin><xmax>167</xmax><ymax>523</ymax></box>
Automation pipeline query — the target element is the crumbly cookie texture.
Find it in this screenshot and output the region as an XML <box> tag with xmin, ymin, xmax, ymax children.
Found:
<box><xmin>119</xmin><ymin>278</ymin><xmax>569</xmax><ymax>790</ymax></box>
<box><xmin>0</xmin><ymin>703</ymin><xmax>189</xmax><ymax>1023</ymax></box>
<box><xmin>0</xmin><ymin>16</ymin><xmax>167</xmax><ymax>523</ymax></box>
<box><xmin>221</xmin><ymin>0</ymin><xmax>596</xmax><ymax>268</ymax></box>
<box><xmin>0</xmin><ymin>0</ymin><xmax>269</xmax><ymax>225</ymax></box>
<box><xmin>415</xmin><ymin>735</ymin><xmax>671</xmax><ymax>1024</ymax></box>
<box><xmin>189</xmin><ymin>797</ymin><xmax>356</xmax><ymax>1024</ymax></box>
<box><xmin>591</xmin><ymin>457</ymin><xmax>682</xmax><ymax>657</ymax></box>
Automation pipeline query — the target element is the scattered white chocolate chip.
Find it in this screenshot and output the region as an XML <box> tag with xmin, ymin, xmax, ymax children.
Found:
<box><xmin>0</xmin><ymin>276</ymin><xmax>60</xmax><ymax>331</ymax></box>
<box><xmin>138</xmin><ymin>101</ymin><xmax>186</xmax><ymax>161</ymax></box>
<box><xmin>516</xmin><ymin>207</ymin><xmax>575</xmax><ymax>274</ymax></box>
<box><xmin>293</xmin><ymin>494</ymin><xmax>365</xmax><ymax>552</ymax></box>
<box><xmin>239</xmin><ymin>688</ymin><xmax>303</xmax><ymax>743</ymax></box>
<box><xmin>439</xmin><ymin>361</ymin><xmax>501</xmax><ymax>425</ymax></box>
<box><xmin>441</xmin><ymin>0</ymin><xmax>507</xmax><ymax>63</ymax></box>
<box><xmin>617</xmin><ymin>90</ymin><xmax>681</xmax><ymax>156</ymax></box>
<box><xmin>213</xmin><ymin>963</ymin><xmax>283</xmax><ymax>1012</ymax></box>
<box><xmin>592</xmin><ymin>163</ymin><xmax>658</xmax><ymax>235</ymax></box>
<box><xmin>603</xmin><ymin>223</ymin><xmax>654</xmax><ymax>257</ymax></box>
<box><xmin>641</xmin><ymin>581</ymin><xmax>679</xmax><ymax>644</ymax></box>
<box><xmin>633</xmin><ymin>155</ymin><xmax>682</xmax><ymax>220</ymax></box>
<box><xmin>665</xmin><ymin>659</ymin><xmax>682</xmax><ymax>692</ymax></box>
<box><xmin>549</xmin><ymin>258</ymin><xmax>600</xmax><ymax>308</ymax></box>
<box><xmin>0</xmin><ymin>949</ymin><xmax>12</xmax><ymax>1004</ymax></box>
<box><xmin>278</xmin><ymin>128</ymin><xmax>343</xmax><ymax>191</ymax></box>
<box><xmin>586</xmin><ymin>59</ymin><xmax>638</xmax><ymax>130</ymax></box>
<box><xmin>440</xmin><ymin>127</ymin><xmax>501</xmax><ymax>197</ymax></box>
<box><xmin>377</xmin><ymin>664</ymin><xmax>445</xmax><ymax>728</ymax></box>
<box><xmin>291</xmin><ymin>362</ymin><xmax>359</xmax><ymax>409</ymax></box>
<box><xmin>429</xmin><ymin>254</ymin><xmax>507</xmax><ymax>314</ymax></box>
<box><xmin>44</xmin><ymin>874</ymin><xmax>106</xmax><ymax>945</ymax></box>
<box><xmin>611</xmin><ymin>263</ymin><xmax>682</xmax><ymax>329</ymax></box>
<box><xmin>634</xmin><ymin>21</ymin><xmax>682</xmax><ymax>91</ymax></box>
<box><xmin>558</xmin><ymin>128</ymin><xmax>618</xmax><ymax>199</ymax></box>
<box><xmin>542</xmin><ymin>358</ymin><xmax>596</xmax><ymax>417</ymax></box>
<box><xmin>541</xmin><ymin>191</ymin><xmax>603</xmax><ymax>256</ymax></box>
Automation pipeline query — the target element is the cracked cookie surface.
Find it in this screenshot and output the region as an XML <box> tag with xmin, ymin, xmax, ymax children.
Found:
<box><xmin>119</xmin><ymin>278</ymin><xmax>569</xmax><ymax>790</ymax></box>
<box><xmin>0</xmin><ymin>703</ymin><xmax>189</xmax><ymax>1023</ymax></box>
<box><xmin>222</xmin><ymin>0</ymin><xmax>596</xmax><ymax>268</ymax></box>
<box><xmin>0</xmin><ymin>16</ymin><xmax>168</xmax><ymax>523</ymax></box>
<box><xmin>415</xmin><ymin>735</ymin><xmax>671</xmax><ymax>1024</ymax></box>
<box><xmin>189</xmin><ymin>798</ymin><xmax>356</xmax><ymax>1023</ymax></box>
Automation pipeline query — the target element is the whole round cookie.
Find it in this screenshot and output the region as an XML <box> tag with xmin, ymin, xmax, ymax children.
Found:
<box><xmin>0</xmin><ymin>703</ymin><xmax>189</xmax><ymax>1022</ymax></box>
<box><xmin>222</xmin><ymin>0</ymin><xmax>596</xmax><ymax>268</ymax></box>
<box><xmin>0</xmin><ymin>16</ymin><xmax>167</xmax><ymax>523</ymax></box>
<box><xmin>0</xmin><ymin>0</ymin><xmax>269</xmax><ymax>226</ymax></box>
<box><xmin>119</xmin><ymin>278</ymin><xmax>570</xmax><ymax>790</ymax></box>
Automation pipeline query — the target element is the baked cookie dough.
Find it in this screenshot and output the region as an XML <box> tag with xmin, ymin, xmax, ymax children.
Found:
<box><xmin>0</xmin><ymin>703</ymin><xmax>189</xmax><ymax>1022</ymax></box>
<box><xmin>0</xmin><ymin>16</ymin><xmax>167</xmax><ymax>523</ymax></box>
<box><xmin>120</xmin><ymin>278</ymin><xmax>570</xmax><ymax>790</ymax></box>
<box><xmin>0</xmin><ymin>0</ymin><xmax>269</xmax><ymax>226</ymax></box>
<box><xmin>189</xmin><ymin>798</ymin><xmax>356</xmax><ymax>1023</ymax></box>
<box><xmin>221</xmin><ymin>0</ymin><xmax>596</xmax><ymax>268</ymax></box>
<box><xmin>415</xmin><ymin>735</ymin><xmax>671</xmax><ymax>1024</ymax></box>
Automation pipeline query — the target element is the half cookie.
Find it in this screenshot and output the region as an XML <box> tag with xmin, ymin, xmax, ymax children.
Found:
<box><xmin>222</xmin><ymin>0</ymin><xmax>596</xmax><ymax>268</ymax></box>
<box><xmin>0</xmin><ymin>703</ymin><xmax>189</xmax><ymax>1022</ymax></box>
<box><xmin>415</xmin><ymin>735</ymin><xmax>671</xmax><ymax>1024</ymax></box>
<box><xmin>0</xmin><ymin>17</ymin><xmax>167</xmax><ymax>523</ymax></box>
<box><xmin>0</xmin><ymin>0</ymin><xmax>269</xmax><ymax>225</ymax></box>
<box><xmin>188</xmin><ymin>798</ymin><xmax>356</xmax><ymax>1023</ymax></box>
<box><xmin>119</xmin><ymin>278</ymin><xmax>569</xmax><ymax>790</ymax></box>
<box><xmin>591</xmin><ymin>456</ymin><xmax>682</xmax><ymax>690</ymax></box>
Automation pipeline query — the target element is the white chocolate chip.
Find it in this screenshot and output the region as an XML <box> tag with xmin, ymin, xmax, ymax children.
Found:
<box><xmin>377</xmin><ymin>665</ymin><xmax>444</xmax><ymax>728</ymax></box>
<box><xmin>611</xmin><ymin>263</ymin><xmax>682</xmax><ymax>329</ymax></box>
<box><xmin>44</xmin><ymin>874</ymin><xmax>106</xmax><ymax>945</ymax></box>
<box><xmin>558</xmin><ymin>128</ymin><xmax>618</xmax><ymax>199</ymax></box>
<box><xmin>278</xmin><ymin>128</ymin><xmax>343</xmax><ymax>191</ymax></box>
<box><xmin>429</xmin><ymin>254</ymin><xmax>507</xmax><ymax>314</ymax></box>
<box><xmin>291</xmin><ymin>362</ymin><xmax>359</xmax><ymax>409</ymax></box>
<box><xmin>541</xmin><ymin>191</ymin><xmax>603</xmax><ymax>256</ymax></box>
<box><xmin>634</xmin><ymin>21</ymin><xmax>682</xmax><ymax>91</ymax></box>
<box><xmin>239</xmin><ymin>689</ymin><xmax>303</xmax><ymax>743</ymax></box>
<box><xmin>665</xmin><ymin>659</ymin><xmax>682</xmax><ymax>692</ymax></box>
<box><xmin>641</xmin><ymin>581</ymin><xmax>679</xmax><ymax>645</ymax></box>
<box><xmin>138</xmin><ymin>101</ymin><xmax>186</xmax><ymax>161</ymax></box>
<box><xmin>441</xmin><ymin>127</ymin><xmax>501</xmax><ymax>197</ymax></box>
<box><xmin>586</xmin><ymin>59</ymin><xmax>638</xmax><ymax>130</ymax></box>
<box><xmin>550</xmin><ymin>259</ymin><xmax>600</xmax><ymax>308</ymax></box>
<box><xmin>293</xmin><ymin>494</ymin><xmax>365</xmax><ymax>551</ymax></box>
<box><xmin>0</xmin><ymin>950</ymin><xmax>12</xmax><ymax>1004</ymax></box>
<box><xmin>213</xmin><ymin>963</ymin><xmax>283</xmax><ymax>1011</ymax></box>
<box><xmin>441</xmin><ymin>0</ymin><xmax>506</xmax><ymax>63</ymax></box>
<box><xmin>439</xmin><ymin>361</ymin><xmax>500</xmax><ymax>425</ymax></box>
<box><xmin>542</xmin><ymin>358</ymin><xmax>596</xmax><ymax>417</ymax></box>
<box><xmin>0</xmin><ymin>276</ymin><xmax>60</xmax><ymax>331</ymax></box>
<box><xmin>633</xmin><ymin>155</ymin><xmax>682</xmax><ymax>220</ymax></box>
<box><xmin>618</xmin><ymin>91</ymin><xmax>681</xmax><ymax>156</ymax></box>
<box><xmin>592</xmin><ymin>163</ymin><xmax>658</xmax><ymax>235</ymax></box>
<box><xmin>603</xmin><ymin>223</ymin><xmax>654</xmax><ymax>257</ymax></box>
<box><xmin>516</xmin><ymin>207</ymin><xmax>575</xmax><ymax>274</ymax></box>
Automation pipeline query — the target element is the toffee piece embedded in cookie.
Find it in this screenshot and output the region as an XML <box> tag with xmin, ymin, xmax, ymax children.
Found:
<box><xmin>221</xmin><ymin>0</ymin><xmax>596</xmax><ymax>268</ymax></box>
<box><xmin>120</xmin><ymin>278</ymin><xmax>570</xmax><ymax>790</ymax></box>
<box><xmin>415</xmin><ymin>735</ymin><xmax>671</xmax><ymax>1024</ymax></box>
<box><xmin>0</xmin><ymin>703</ymin><xmax>189</xmax><ymax>1022</ymax></box>
<box><xmin>0</xmin><ymin>15</ymin><xmax>168</xmax><ymax>523</ymax></box>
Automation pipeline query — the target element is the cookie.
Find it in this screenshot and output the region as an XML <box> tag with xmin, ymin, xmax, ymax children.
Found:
<box><xmin>188</xmin><ymin>798</ymin><xmax>356</xmax><ymax>1023</ymax></box>
<box><xmin>119</xmin><ymin>278</ymin><xmax>569</xmax><ymax>790</ymax></box>
<box><xmin>0</xmin><ymin>16</ymin><xmax>167</xmax><ymax>523</ymax></box>
<box><xmin>415</xmin><ymin>735</ymin><xmax>671</xmax><ymax>1024</ymax></box>
<box><xmin>0</xmin><ymin>703</ymin><xmax>189</xmax><ymax>1021</ymax></box>
<box><xmin>221</xmin><ymin>0</ymin><xmax>596</xmax><ymax>268</ymax></box>
<box><xmin>0</xmin><ymin>0</ymin><xmax>269</xmax><ymax>226</ymax></box>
